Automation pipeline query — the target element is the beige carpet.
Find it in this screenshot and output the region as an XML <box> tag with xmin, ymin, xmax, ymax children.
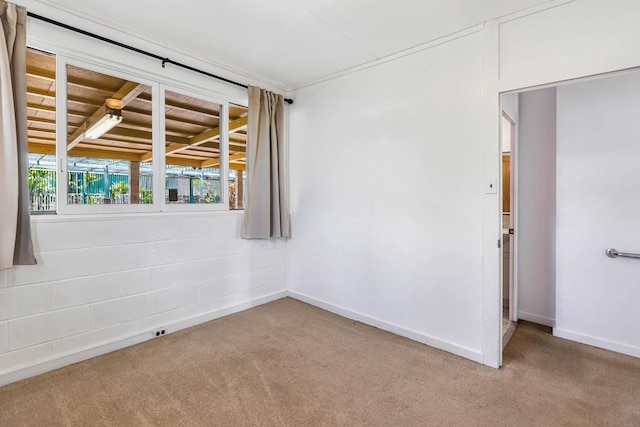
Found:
<box><xmin>1</xmin><ymin>298</ymin><xmax>639</xmax><ymax>426</ymax></box>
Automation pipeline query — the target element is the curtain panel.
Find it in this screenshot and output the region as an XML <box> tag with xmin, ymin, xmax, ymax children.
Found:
<box><xmin>0</xmin><ymin>1</ymin><xmax>35</xmax><ymax>269</ymax></box>
<box><xmin>243</xmin><ymin>86</ymin><xmax>290</xmax><ymax>239</ymax></box>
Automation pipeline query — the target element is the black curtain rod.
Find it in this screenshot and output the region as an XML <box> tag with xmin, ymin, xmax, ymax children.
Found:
<box><xmin>26</xmin><ymin>11</ymin><xmax>294</xmax><ymax>104</ymax></box>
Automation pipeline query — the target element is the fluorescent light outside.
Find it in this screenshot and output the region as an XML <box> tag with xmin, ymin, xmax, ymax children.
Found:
<box><xmin>84</xmin><ymin>112</ymin><xmax>123</xmax><ymax>139</ymax></box>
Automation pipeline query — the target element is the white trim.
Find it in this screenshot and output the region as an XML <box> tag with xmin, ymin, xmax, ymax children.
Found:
<box><xmin>553</xmin><ymin>327</ymin><xmax>640</xmax><ymax>359</ymax></box>
<box><xmin>153</xmin><ymin>80</ymin><xmax>164</xmax><ymax>212</ymax></box>
<box><xmin>518</xmin><ymin>311</ymin><xmax>555</xmax><ymax>328</ymax></box>
<box><xmin>0</xmin><ymin>290</ymin><xmax>287</xmax><ymax>387</ymax></box>
<box><xmin>220</xmin><ymin>103</ymin><xmax>230</xmax><ymax>208</ymax></box>
<box><xmin>288</xmin><ymin>291</ymin><xmax>484</xmax><ymax>364</ymax></box>
<box><xmin>28</xmin><ymin>34</ymin><xmax>243</xmax><ymax>217</ymax></box>
<box><xmin>292</xmin><ymin>25</ymin><xmax>482</xmax><ymax>91</ymax></box>
<box><xmin>57</xmin><ymin>55</ymin><xmax>161</xmax><ymax>215</ymax></box>
<box><xmin>159</xmin><ymin>84</ymin><xmax>231</xmax><ymax>213</ymax></box>
<box><xmin>480</xmin><ymin>21</ymin><xmax>502</xmax><ymax>369</ymax></box>
<box><xmin>290</xmin><ymin>2</ymin><xmax>577</xmax><ymax>92</ymax></box>
<box><xmin>29</xmin><ymin>209</ymin><xmax>244</xmax><ymax>224</ymax></box>
<box><xmin>487</xmin><ymin>0</ymin><xmax>577</xmax><ymax>26</ymax></box>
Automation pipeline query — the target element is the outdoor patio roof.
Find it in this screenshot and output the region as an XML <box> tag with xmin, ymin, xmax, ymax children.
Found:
<box><xmin>26</xmin><ymin>48</ymin><xmax>248</xmax><ymax>172</ymax></box>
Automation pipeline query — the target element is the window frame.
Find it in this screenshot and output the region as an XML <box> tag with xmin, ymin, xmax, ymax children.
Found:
<box><xmin>25</xmin><ymin>33</ymin><xmax>247</xmax><ymax>216</ymax></box>
<box><xmin>160</xmin><ymin>83</ymin><xmax>229</xmax><ymax>212</ymax></box>
<box><xmin>55</xmin><ymin>55</ymin><xmax>162</xmax><ymax>215</ymax></box>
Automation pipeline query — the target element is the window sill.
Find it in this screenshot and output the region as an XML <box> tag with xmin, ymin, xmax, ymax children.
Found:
<box><xmin>30</xmin><ymin>209</ymin><xmax>244</xmax><ymax>223</ymax></box>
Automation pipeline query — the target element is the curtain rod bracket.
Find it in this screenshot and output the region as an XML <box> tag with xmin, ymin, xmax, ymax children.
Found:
<box><xmin>161</xmin><ymin>58</ymin><xmax>169</xmax><ymax>68</ymax></box>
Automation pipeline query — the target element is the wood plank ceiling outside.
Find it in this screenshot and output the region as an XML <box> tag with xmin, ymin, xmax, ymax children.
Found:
<box><xmin>26</xmin><ymin>49</ymin><xmax>248</xmax><ymax>171</ymax></box>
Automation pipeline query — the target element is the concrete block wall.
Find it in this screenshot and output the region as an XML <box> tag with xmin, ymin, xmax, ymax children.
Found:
<box><xmin>0</xmin><ymin>212</ymin><xmax>287</xmax><ymax>384</ymax></box>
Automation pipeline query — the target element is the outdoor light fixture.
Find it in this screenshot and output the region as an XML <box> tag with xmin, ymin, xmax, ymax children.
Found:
<box><xmin>84</xmin><ymin>98</ymin><xmax>124</xmax><ymax>139</ymax></box>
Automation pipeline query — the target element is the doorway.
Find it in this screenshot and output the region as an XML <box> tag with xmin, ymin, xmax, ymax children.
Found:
<box><xmin>499</xmin><ymin>68</ymin><xmax>640</xmax><ymax>361</ymax></box>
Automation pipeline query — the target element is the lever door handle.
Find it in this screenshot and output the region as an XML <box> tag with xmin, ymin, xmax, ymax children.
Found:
<box><xmin>606</xmin><ymin>248</ymin><xmax>640</xmax><ymax>259</ymax></box>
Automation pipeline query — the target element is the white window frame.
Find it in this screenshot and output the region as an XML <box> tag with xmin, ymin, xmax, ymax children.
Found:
<box><xmin>55</xmin><ymin>55</ymin><xmax>161</xmax><ymax>215</ymax></box>
<box><xmin>160</xmin><ymin>84</ymin><xmax>229</xmax><ymax>212</ymax></box>
<box><xmin>25</xmin><ymin>33</ymin><xmax>246</xmax><ymax>216</ymax></box>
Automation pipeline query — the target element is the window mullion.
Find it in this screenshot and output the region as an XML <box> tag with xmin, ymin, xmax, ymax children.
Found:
<box><xmin>155</xmin><ymin>84</ymin><xmax>165</xmax><ymax>212</ymax></box>
<box><xmin>55</xmin><ymin>55</ymin><xmax>69</xmax><ymax>214</ymax></box>
<box><xmin>220</xmin><ymin>103</ymin><xmax>229</xmax><ymax>209</ymax></box>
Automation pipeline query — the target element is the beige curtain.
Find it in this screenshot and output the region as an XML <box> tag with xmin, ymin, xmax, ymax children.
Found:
<box><xmin>243</xmin><ymin>86</ymin><xmax>290</xmax><ymax>239</ymax></box>
<box><xmin>0</xmin><ymin>1</ymin><xmax>34</xmax><ymax>269</ymax></box>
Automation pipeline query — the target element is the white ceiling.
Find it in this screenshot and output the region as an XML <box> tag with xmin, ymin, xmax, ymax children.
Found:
<box><xmin>33</xmin><ymin>0</ymin><xmax>552</xmax><ymax>90</ymax></box>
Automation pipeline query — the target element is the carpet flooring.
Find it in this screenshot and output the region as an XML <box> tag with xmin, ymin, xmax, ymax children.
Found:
<box><xmin>1</xmin><ymin>297</ymin><xmax>639</xmax><ymax>426</ymax></box>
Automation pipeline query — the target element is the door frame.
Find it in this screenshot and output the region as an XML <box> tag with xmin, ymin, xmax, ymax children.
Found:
<box><xmin>502</xmin><ymin>111</ymin><xmax>518</xmax><ymax>324</ymax></box>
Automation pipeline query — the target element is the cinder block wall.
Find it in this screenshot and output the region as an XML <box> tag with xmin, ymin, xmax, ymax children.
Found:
<box><xmin>0</xmin><ymin>212</ymin><xmax>287</xmax><ymax>384</ymax></box>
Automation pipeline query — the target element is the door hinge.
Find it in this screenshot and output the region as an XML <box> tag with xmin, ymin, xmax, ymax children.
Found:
<box><xmin>509</xmin><ymin>228</ymin><xmax>515</xmax><ymax>235</ymax></box>
<box><xmin>497</xmin><ymin>239</ymin><xmax>501</xmax><ymax>249</ymax></box>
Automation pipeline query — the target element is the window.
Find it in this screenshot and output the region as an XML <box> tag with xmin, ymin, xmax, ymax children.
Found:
<box><xmin>164</xmin><ymin>90</ymin><xmax>223</xmax><ymax>205</ymax></box>
<box><xmin>27</xmin><ymin>48</ymin><xmax>57</xmax><ymax>213</ymax></box>
<box><xmin>25</xmin><ymin>46</ymin><xmax>247</xmax><ymax>214</ymax></box>
<box><xmin>66</xmin><ymin>64</ymin><xmax>153</xmax><ymax>206</ymax></box>
<box><xmin>228</xmin><ymin>104</ymin><xmax>248</xmax><ymax>210</ymax></box>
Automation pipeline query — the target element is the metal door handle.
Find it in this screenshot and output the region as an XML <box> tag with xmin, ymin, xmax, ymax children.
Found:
<box><xmin>605</xmin><ymin>248</ymin><xmax>640</xmax><ymax>259</ymax></box>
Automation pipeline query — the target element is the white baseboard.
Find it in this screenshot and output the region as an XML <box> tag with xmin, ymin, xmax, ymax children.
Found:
<box><xmin>518</xmin><ymin>311</ymin><xmax>555</xmax><ymax>327</ymax></box>
<box><xmin>288</xmin><ymin>290</ymin><xmax>483</xmax><ymax>364</ymax></box>
<box><xmin>553</xmin><ymin>327</ymin><xmax>640</xmax><ymax>359</ymax></box>
<box><xmin>0</xmin><ymin>290</ymin><xmax>287</xmax><ymax>387</ymax></box>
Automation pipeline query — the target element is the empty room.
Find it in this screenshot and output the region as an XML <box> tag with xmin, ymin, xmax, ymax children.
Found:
<box><xmin>1</xmin><ymin>0</ymin><xmax>639</xmax><ymax>425</ymax></box>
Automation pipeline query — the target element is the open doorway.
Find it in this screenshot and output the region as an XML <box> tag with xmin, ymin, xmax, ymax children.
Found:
<box><xmin>499</xmin><ymin>68</ymin><xmax>640</xmax><ymax>362</ymax></box>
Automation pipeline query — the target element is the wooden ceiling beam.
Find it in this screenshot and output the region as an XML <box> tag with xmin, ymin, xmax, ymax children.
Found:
<box><xmin>27</xmin><ymin>66</ymin><xmax>125</xmax><ymax>95</ymax></box>
<box><xmin>28</xmin><ymin>142</ymin><xmax>143</xmax><ymax>163</ymax></box>
<box><xmin>27</xmin><ymin>125</ymin><xmax>56</xmax><ymax>133</ymax></box>
<box><xmin>27</xmin><ymin>86</ymin><xmax>55</xmax><ymax>100</ymax></box>
<box><xmin>26</xmin><ymin>66</ymin><xmax>54</xmax><ymax>80</ymax></box>
<box><xmin>27</xmin><ymin>103</ymin><xmax>55</xmax><ymax>114</ymax></box>
<box><xmin>27</xmin><ymin>116</ymin><xmax>56</xmax><ymax>126</ymax></box>
<box><xmin>75</xmin><ymin>142</ymin><xmax>145</xmax><ymax>154</ymax></box>
<box><xmin>27</xmin><ymin>135</ymin><xmax>55</xmax><ymax>143</ymax></box>
<box><xmin>27</xmin><ymin>138</ymin><xmax>56</xmax><ymax>146</ymax></box>
<box><xmin>164</xmin><ymin>157</ymin><xmax>206</xmax><ymax>168</ymax></box>
<box><xmin>28</xmin><ymin>143</ymin><xmax>56</xmax><ymax>154</ymax></box>
<box><xmin>140</xmin><ymin>116</ymin><xmax>247</xmax><ymax>162</ymax></box>
<box><xmin>201</xmin><ymin>152</ymin><xmax>245</xmax><ymax>168</ymax></box>
<box><xmin>70</xmin><ymin>148</ymin><xmax>144</xmax><ymax>162</ymax></box>
<box><xmin>77</xmin><ymin>138</ymin><xmax>151</xmax><ymax>151</ymax></box>
<box><xmin>164</xmin><ymin>114</ymin><xmax>219</xmax><ymax>129</ymax></box>
<box><xmin>28</xmin><ymin>87</ymin><xmax>104</xmax><ymax>109</ymax></box>
<box><xmin>28</xmin><ymin>103</ymin><xmax>92</xmax><ymax>120</ymax></box>
<box><xmin>192</xmin><ymin>116</ymin><xmax>247</xmax><ymax>145</ymax></box>
<box><xmin>137</xmin><ymin>93</ymin><xmax>220</xmax><ymax>118</ymax></box>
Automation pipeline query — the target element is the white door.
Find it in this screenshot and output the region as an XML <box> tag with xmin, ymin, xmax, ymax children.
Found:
<box><xmin>554</xmin><ymin>71</ymin><xmax>640</xmax><ymax>358</ymax></box>
<box><xmin>500</xmin><ymin>112</ymin><xmax>518</xmax><ymax>323</ymax></box>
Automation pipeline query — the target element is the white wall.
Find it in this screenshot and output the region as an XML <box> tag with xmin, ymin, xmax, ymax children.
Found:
<box><xmin>0</xmin><ymin>8</ymin><xmax>288</xmax><ymax>386</ymax></box>
<box><xmin>498</xmin><ymin>0</ymin><xmax>640</xmax><ymax>92</ymax></box>
<box><xmin>0</xmin><ymin>214</ymin><xmax>286</xmax><ymax>385</ymax></box>
<box><xmin>288</xmin><ymin>32</ymin><xmax>484</xmax><ymax>361</ymax></box>
<box><xmin>290</xmin><ymin>0</ymin><xmax>640</xmax><ymax>367</ymax></box>
<box><xmin>516</xmin><ymin>88</ymin><xmax>556</xmax><ymax>326</ymax></box>
<box><xmin>555</xmin><ymin>71</ymin><xmax>640</xmax><ymax>357</ymax></box>
<box><xmin>501</xmin><ymin>93</ymin><xmax>519</xmax><ymax>125</ymax></box>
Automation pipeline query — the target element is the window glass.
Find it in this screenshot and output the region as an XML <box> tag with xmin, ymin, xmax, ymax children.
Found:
<box><xmin>164</xmin><ymin>90</ymin><xmax>225</xmax><ymax>205</ymax></box>
<box><xmin>66</xmin><ymin>65</ymin><xmax>153</xmax><ymax>205</ymax></box>
<box><xmin>27</xmin><ymin>48</ymin><xmax>57</xmax><ymax>213</ymax></box>
<box><xmin>228</xmin><ymin>104</ymin><xmax>247</xmax><ymax>210</ymax></box>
